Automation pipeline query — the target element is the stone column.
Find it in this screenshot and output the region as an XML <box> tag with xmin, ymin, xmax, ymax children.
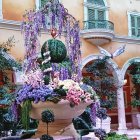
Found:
<box><xmin>117</xmin><ymin>85</ymin><xmax>127</xmax><ymax>134</ymax></box>
<box><xmin>0</xmin><ymin>0</ymin><xmax>3</xmax><ymax>19</ymax></box>
<box><xmin>35</xmin><ymin>0</ymin><xmax>40</xmax><ymax>10</ymax></box>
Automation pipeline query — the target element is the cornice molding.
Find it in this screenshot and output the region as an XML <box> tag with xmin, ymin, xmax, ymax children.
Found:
<box><xmin>113</xmin><ymin>34</ymin><xmax>140</xmax><ymax>44</ymax></box>
<box><xmin>0</xmin><ymin>19</ymin><xmax>140</xmax><ymax>44</ymax></box>
<box><xmin>0</xmin><ymin>19</ymin><xmax>21</xmax><ymax>30</ymax></box>
<box><xmin>83</xmin><ymin>2</ymin><xmax>109</xmax><ymax>10</ymax></box>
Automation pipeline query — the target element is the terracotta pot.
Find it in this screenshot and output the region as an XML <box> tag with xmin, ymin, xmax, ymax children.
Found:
<box><xmin>30</xmin><ymin>99</ymin><xmax>92</xmax><ymax>138</ymax></box>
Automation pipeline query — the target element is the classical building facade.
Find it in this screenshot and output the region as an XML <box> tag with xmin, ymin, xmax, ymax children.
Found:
<box><xmin>0</xmin><ymin>0</ymin><xmax>140</xmax><ymax>133</ymax></box>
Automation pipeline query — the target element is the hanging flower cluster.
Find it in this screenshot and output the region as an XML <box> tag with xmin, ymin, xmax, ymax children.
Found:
<box><xmin>21</xmin><ymin>0</ymin><xmax>81</xmax><ymax>82</ymax></box>
<box><xmin>21</xmin><ymin>69</ymin><xmax>44</xmax><ymax>88</ymax></box>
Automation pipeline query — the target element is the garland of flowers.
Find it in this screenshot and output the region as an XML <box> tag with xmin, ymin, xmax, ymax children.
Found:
<box><xmin>21</xmin><ymin>0</ymin><xmax>81</xmax><ymax>82</ymax></box>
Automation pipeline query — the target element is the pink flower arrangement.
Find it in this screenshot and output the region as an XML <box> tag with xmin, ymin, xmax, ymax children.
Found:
<box><xmin>58</xmin><ymin>79</ymin><xmax>92</xmax><ymax>106</ymax></box>
<box><xmin>66</xmin><ymin>86</ymin><xmax>91</xmax><ymax>105</ymax></box>
<box><xmin>22</xmin><ymin>69</ymin><xmax>44</xmax><ymax>88</ymax></box>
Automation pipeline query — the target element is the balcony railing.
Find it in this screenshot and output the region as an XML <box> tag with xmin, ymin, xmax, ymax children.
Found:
<box><xmin>83</xmin><ymin>20</ymin><xmax>114</xmax><ymax>31</ymax></box>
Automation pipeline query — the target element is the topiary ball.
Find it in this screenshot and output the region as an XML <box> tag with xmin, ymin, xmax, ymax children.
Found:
<box><xmin>40</xmin><ymin>134</ymin><xmax>54</xmax><ymax>140</ymax></box>
<box><xmin>41</xmin><ymin>109</ymin><xmax>54</xmax><ymax>123</ymax></box>
<box><xmin>41</xmin><ymin>39</ymin><xmax>67</xmax><ymax>63</ymax></box>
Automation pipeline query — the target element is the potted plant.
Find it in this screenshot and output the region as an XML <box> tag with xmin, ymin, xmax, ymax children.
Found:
<box><xmin>16</xmin><ymin>0</ymin><xmax>100</xmax><ymax>138</ymax></box>
<box><xmin>40</xmin><ymin>109</ymin><xmax>54</xmax><ymax>140</ymax></box>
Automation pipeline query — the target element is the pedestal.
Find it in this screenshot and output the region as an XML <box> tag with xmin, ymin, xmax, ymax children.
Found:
<box><xmin>30</xmin><ymin>99</ymin><xmax>92</xmax><ymax>138</ymax></box>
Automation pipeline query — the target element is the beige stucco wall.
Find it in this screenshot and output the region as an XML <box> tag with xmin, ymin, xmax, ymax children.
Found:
<box><xmin>3</xmin><ymin>0</ymin><xmax>35</xmax><ymax>21</ymax></box>
<box><xmin>108</xmin><ymin>0</ymin><xmax>140</xmax><ymax>35</ymax></box>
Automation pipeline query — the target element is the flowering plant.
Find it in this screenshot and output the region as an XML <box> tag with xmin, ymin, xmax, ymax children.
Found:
<box><xmin>16</xmin><ymin>71</ymin><xmax>97</xmax><ymax>107</ymax></box>
<box><xmin>57</xmin><ymin>79</ymin><xmax>92</xmax><ymax>106</ymax></box>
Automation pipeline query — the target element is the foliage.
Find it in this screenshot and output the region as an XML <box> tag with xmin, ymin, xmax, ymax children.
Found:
<box><xmin>41</xmin><ymin>109</ymin><xmax>54</xmax><ymax>136</ymax></box>
<box><xmin>84</xmin><ymin>56</ymin><xmax>117</xmax><ymax>109</ymax></box>
<box><xmin>40</xmin><ymin>134</ymin><xmax>54</xmax><ymax>140</ymax></box>
<box><xmin>106</xmin><ymin>132</ymin><xmax>130</xmax><ymax>140</ymax></box>
<box><xmin>21</xmin><ymin>100</ymin><xmax>32</xmax><ymax>130</ymax></box>
<box><xmin>41</xmin><ymin>39</ymin><xmax>67</xmax><ymax>63</ymax></box>
<box><xmin>131</xmin><ymin>99</ymin><xmax>140</xmax><ymax>107</ymax></box>
<box><xmin>0</xmin><ymin>36</ymin><xmax>21</xmax><ymax>71</ymax></box>
<box><xmin>96</xmin><ymin>108</ymin><xmax>107</xmax><ymax>120</ymax></box>
<box><xmin>129</xmin><ymin>62</ymin><xmax>140</xmax><ymax>107</ymax></box>
<box><xmin>94</xmin><ymin>129</ymin><xmax>106</xmax><ymax>140</ymax></box>
<box><xmin>72</xmin><ymin>109</ymin><xmax>92</xmax><ymax>130</ymax></box>
<box><xmin>0</xmin><ymin>107</ymin><xmax>22</xmax><ymax>137</ymax></box>
<box><xmin>53</xmin><ymin>85</ymin><xmax>67</xmax><ymax>97</ymax></box>
<box><xmin>41</xmin><ymin>109</ymin><xmax>54</xmax><ymax>124</ymax></box>
<box><xmin>0</xmin><ymin>37</ymin><xmax>22</xmax><ymax>136</ymax></box>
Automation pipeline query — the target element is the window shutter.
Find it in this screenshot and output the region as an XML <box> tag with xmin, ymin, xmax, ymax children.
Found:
<box><xmin>88</xmin><ymin>9</ymin><xmax>95</xmax><ymax>29</ymax></box>
<box><xmin>130</xmin><ymin>15</ymin><xmax>140</xmax><ymax>37</ymax></box>
<box><xmin>131</xmin><ymin>15</ymin><xmax>136</xmax><ymax>36</ymax></box>
<box><xmin>137</xmin><ymin>17</ymin><xmax>140</xmax><ymax>28</ymax></box>
<box><xmin>88</xmin><ymin>9</ymin><xmax>95</xmax><ymax>20</ymax></box>
<box><xmin>98</xmin><ymin>10</ymin><xmax>105</xmax><ymax>20</ymax></box>
<box><xmin>137</xmin><ymin>17</ymin><xmax>140</xmax><ymax>37</ymax></box>
<box><xmin>131</xmin><ymin>16</ymin><xmax>135</xmax><ymax>27</ymax></box>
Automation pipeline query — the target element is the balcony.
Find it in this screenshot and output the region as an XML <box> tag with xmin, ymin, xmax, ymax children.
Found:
<box><xmin>80</xmin><ymin>20</ymin><xmax>115</xmax><ymax>45</ymax></box>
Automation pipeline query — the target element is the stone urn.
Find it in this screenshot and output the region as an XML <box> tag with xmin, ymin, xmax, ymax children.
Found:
<box><xmin>30</xmin><ymin>99</ymin><xmax>92</xmax><ymax>138</ymax></box>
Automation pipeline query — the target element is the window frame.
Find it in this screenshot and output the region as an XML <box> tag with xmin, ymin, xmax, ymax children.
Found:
<box><xmin>127</xmin><ymin>11</ymin><xmax>140</xmax><ymax>37</ymax></box>
<box><xmin>84</xmin><ymin>0</ymin><xmax>109</xmax><ymax>22</ymax></box>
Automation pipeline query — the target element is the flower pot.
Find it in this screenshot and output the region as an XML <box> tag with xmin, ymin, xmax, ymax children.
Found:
<box><xmin>30</xmin><ymin>99</ymin><xmax>92</xmax><ymax>138</ymax></box>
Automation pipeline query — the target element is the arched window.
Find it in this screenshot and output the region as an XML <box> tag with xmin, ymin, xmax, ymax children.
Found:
<box><xmin>87</xmin><ymin>0</ymin><xmax>106</xmax><ymax>21</ymax></box>
<box><xmin>84</xmin><ymin>0</ymin><xmax>109</xmax><ymax>29</ymax></box>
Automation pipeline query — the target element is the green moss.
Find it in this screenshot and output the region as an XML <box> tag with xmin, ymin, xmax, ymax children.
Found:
<box><xmin>41</xmin><ymin>39</ymin><xmax>67</xmax><ymax>63</ymax></box>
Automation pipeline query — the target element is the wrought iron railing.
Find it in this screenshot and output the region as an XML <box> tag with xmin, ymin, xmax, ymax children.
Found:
<box><xmin>83</xmin><ymin>20</ymin><xmax>114</xmax><ymax>31</ymax></box>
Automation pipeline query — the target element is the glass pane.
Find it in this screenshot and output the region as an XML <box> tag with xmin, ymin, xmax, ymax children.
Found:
<box><xmin>132</xmin><ymin>28</ymin><xmax>136</xmax><ymax>36</ymax></box>
<box><xmin>138</xmin><ymin>29</ymin><xmax>140</xmax><ymax>37</ymax></box>
<box><xmin>88</xmin><ymin>9</ymin><xmax>95</xmax><ymax>20</ymax></box>
<box><xmin>98</xmin><ymin>10</ymin><xmax>105</xmax><ymax>20</ymax></box>
<box><xmin>131</xmin><ymin>16</ymin><xmax>135</xmax><ymax>27</ymax></box>
<box><xmin>137</xmin><ymin>17</ymin><xmax>140</xmax><ymax>28</ymax></box>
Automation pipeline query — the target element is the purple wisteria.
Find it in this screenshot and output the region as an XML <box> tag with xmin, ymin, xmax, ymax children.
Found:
<box><xmin>21</xmin><ymin>0</ymin><xmax>81</xmax><ymax>82</ymax></box>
